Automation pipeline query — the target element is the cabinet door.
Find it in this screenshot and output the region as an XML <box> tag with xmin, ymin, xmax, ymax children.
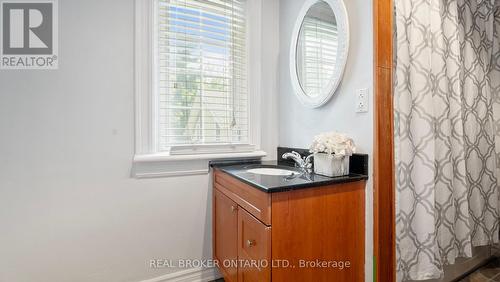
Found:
<box><xmin>238</xmin><ymin>208</ymin><xmax>271</xmax><ymax>282</ymax></box>
<box><xmin>214</xmin><ymin>189</ymin><xmax>238</xmax><ymax>282</ymax></box>
<box><xmin>271</xmin><ymin>182</ymin><xmax>366</xmax><ymax>281</ymax></box>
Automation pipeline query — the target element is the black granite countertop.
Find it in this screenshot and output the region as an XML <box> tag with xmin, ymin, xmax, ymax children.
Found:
<box><xmin>211</xmin><ymin>160</ymin><xmax>368</xmax><ymax>193</ymax></box>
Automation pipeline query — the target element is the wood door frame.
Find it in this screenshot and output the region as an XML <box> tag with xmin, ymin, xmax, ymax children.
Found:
<box><xmin>374</xmin><ymin>0</ymin><xmax>396</xmax><ymax>281</ymax></box>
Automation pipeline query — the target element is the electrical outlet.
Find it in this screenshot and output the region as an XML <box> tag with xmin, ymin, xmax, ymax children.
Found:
<box><xmin>355</xmin><ymin>88</ymin><xmax>369</xmax><ymax>113</ymax></box>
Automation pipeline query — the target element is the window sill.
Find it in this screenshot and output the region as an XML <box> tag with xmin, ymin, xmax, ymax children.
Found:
<box><xmin>131</xmin><ymin>150</ymin><xmax>267</xmax><ymax>178</ymax></box>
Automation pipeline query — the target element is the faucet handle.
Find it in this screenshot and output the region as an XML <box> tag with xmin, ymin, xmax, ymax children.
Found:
<box><xmin>281</xmin><ymin>150</ymin><xmax>300</xmax><ymax>159</ymax></box>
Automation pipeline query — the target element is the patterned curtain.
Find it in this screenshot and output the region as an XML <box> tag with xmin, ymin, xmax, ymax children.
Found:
<box><xmin>394</xmin><ymin>0</ymin><xmax>500</xmax><ymax>280</ymax></box>
<box><xmin>493</xmin><ymin>0</ymin><xmax>500</xmax><ymax>185</ymax></box>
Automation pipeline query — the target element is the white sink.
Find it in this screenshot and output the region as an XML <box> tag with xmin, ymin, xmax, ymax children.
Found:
<box><xmin>246</xmin><ymin>168</ymin><xmax>300</xmax><ymax>176</ymax></box>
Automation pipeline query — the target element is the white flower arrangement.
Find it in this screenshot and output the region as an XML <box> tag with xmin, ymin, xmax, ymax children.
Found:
<box><xmin>309</xmin><ymin>132</ymin><xmax>356</xmax><ymax>157</ymax></box>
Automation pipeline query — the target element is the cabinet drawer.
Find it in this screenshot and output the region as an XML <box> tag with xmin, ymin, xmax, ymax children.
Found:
<box><xmin>238</xmin><ymin>208</ymin><xmax>271</xmax><ymax>282</ymax></box>
<box><xmin>214</xmin><ymin>170</ymin><xmax>271</xmax><ymax>225</ymax></box>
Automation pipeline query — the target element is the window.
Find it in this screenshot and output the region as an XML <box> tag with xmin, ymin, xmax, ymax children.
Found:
<box><xmin>156</xmin><ymin>0</ymin><xmax>249</xmax><ymax>152</ymax></box>
<box><xmin>133</xmin><ymin>0</ymin><xmax>269</xmax><ymax>177</ymax></box>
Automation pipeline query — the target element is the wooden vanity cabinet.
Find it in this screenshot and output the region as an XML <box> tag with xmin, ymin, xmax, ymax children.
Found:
<box><xmin>213</xmin><ymin>169</ymin><xmax>366</xmax><ymax>282</ymax></box>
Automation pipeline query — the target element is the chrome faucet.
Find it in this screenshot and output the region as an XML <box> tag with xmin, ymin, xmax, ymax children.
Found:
<box><xmin>282</xmin><ymin>151</ymin><xmax>313</xmax><ymax>169</ymax></box>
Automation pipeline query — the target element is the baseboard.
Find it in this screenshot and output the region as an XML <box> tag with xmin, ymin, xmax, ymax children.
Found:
<box><xmin>140</xmin><ymin>267</ymin><xmax>221</xmax><ymax>282</ymax></box>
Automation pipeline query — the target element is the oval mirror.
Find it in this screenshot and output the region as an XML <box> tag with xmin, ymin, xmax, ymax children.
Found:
<box><xmin>290</xmin><ymin>0</ymin><xmax>349</xmax><ymax>108</ymax></box>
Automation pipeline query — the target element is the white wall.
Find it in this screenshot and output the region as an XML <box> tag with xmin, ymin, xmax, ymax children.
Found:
<box><xmin>0</xmin><ymin>0</ymin><xmax>278</xmax><ymax>282</ymax></box>
<box><xmin>278</xmin><ymin>0</ymin><xmax>374</xmax><ymax>281</ymax></box>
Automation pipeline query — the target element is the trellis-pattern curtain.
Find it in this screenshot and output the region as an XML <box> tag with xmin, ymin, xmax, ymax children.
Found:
<box><xmin>493</xmin><ymin>0</ymin><xmax>500</xmax><ymax>179</ymax></box>
<box><xmin>395</xmin><ymin>0</ymin><xmax>500</xmax><ymax>280</ymax></box>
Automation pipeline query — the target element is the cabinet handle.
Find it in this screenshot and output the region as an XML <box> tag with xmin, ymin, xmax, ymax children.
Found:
<box><xmin>231</xmin><ymin>205</ymin><xmax>238</xmax><ymax>212</ymax></box>
<box><xmin>246</xmin><ymin>239</ymin><xmax>256</xmax><ymax>247</ymax></box>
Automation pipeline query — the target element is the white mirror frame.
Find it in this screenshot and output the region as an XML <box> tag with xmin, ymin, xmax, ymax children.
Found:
<box><xmin>289</xmin><ymin>0</ymin><xmax>349</xmax><ymax>108</ymax></box>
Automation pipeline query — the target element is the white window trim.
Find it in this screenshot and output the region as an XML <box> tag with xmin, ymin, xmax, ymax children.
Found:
<box><xmin>133</xmin><ymin>0</ymin><xmax>266</xmax><ymax>178</ymax></box>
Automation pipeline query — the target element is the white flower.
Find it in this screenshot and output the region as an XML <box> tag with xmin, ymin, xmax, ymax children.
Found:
<box><xmin>309</xmin><ymin>132</ymin><xmax>356</xmax><ymax>157</ymax></box>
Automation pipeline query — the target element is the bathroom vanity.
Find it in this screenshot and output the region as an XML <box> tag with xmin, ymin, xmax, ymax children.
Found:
<box><xmin>212</xmin><ymin>153</ymin><xmax>368</xmax><ymax>282</ymax></box>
